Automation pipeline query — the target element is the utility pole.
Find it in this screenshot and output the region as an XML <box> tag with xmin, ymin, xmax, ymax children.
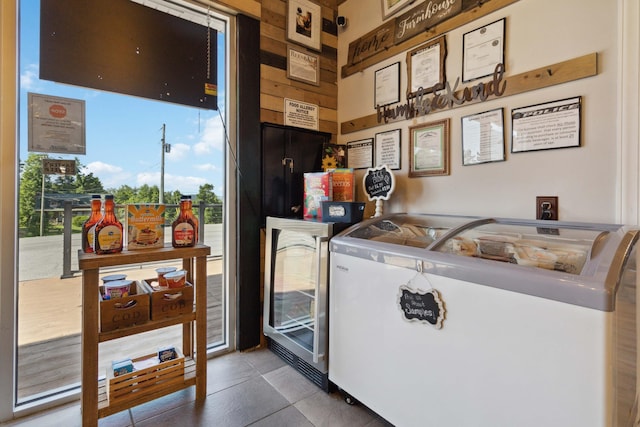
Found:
<box><xmin>160</xmin><ymin>124</ymin><xmax>170</xmax><ymax>204</ymax></box>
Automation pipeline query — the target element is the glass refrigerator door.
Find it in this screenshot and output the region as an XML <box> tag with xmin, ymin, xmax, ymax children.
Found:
<box><xmin>270</xmin><ymin>229</ymin><xmax>320</xmax><ymax>352</ymax></box>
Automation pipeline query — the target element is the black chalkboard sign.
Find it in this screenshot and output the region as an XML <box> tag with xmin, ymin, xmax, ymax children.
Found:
<box><xmin>363</xmin><ymin>165</ymin><xmax>395</xmax><ymax>201</ymax></box>
<box><xmin>398</xmin><ymin>286</ymin><xmax>445</xmax><ymax>329</ymax></box>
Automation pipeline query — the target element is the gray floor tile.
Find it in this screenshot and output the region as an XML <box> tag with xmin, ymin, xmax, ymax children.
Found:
<box><xmin>240</xmin><ymin>346</ymin><xmax>288</xmax><ymax>375</ymax></box>
<box><xmin>136</xmin><ymin>375</ymin><xmax>289</xmax><ymax>427</ymax></box>
<box><xmin>247</xmin><ymin>406</ymin><xmax>314</xmax><ymax>427</ymax></box>
<box><xmin>263</xmin><ymin>365</ymin><xmax>321</xmax><ymax>404</ymax></box>
<box><xmin>295</xmin><ymin>390</ymin><xmax>379</xmax><ymax>427</ymax></box>
<box><xmin>206</xmin><ymin>351</ymin><xmax>262</xmax><ymax>394</ymax></box>
<box><xmin>1</xmin><ymin>403</ymin><xmax>132</xmax><ymax>427</ymax></box>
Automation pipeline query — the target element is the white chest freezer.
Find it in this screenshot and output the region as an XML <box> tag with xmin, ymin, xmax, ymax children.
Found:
<box><xmin>328</xmin><ymin>214</ymin><xmax>639</xmax><ymax>427</ymax></box>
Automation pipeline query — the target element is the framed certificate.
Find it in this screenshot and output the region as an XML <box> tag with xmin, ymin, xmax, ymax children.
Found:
<box><xmin>347</xmin><ymin>138</ymin><xmax>374</xmax><ymax>170</ymax></box>
<box><xmin>406</xmin><ymin>36</ymin><xmax>446</xmax><ymax>99</ymax></box>
<box><xmin>462</xmin><ymin>18</ymin><xmax>505</xmax><ymax>82</ymax></box>
<box><xmin>374</xmin><ymin>62</ymin><xmax>400</xmax><ymax>109</ymax></box>
<box><xmin>511</xmin><ymin>97</ymin><xmax>582</xmax><ymax>153</ymax></box>
<box><xmin>461</xmin><ymin>108</ymin><xmax>505</xmax><ymax>165</ymax></box>
<box><xmin>409</xmin><ymin>119</ymin><xmax>450</xmax><ymax>177</ymax></box>
<box><xmin>287</xmin><ymin>46</ymin><xmax>320</xmax><ymax>86</ymax></box>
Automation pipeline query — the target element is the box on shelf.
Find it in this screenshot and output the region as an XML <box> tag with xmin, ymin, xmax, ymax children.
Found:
<box><xmin>107</xmin><ymin>349</ymin><xmax>185</xmax><ymax>404</ymax></box>
<box><xmin>321</xmin><ymin>201</ymin><xmax>365</xmax><ymax>223</ymax></box>
<box><xmin>141</xmin><ymin>279</ymin><xmax>194</xmax><ymax>320</ymax></box>
<box><xmin>127</xmin><ymin>204</ymin><xmax>165</xmax><ymax>250</ymax></box>
<box><xmin>99</xmin><ymin>281</ymin><xmax>150</xmax><ymax>332</ymax></box>
<box><xmin>329</xmin><ymin>168</ymin><xmax>355</xmax><ymax>202</ymax></box>
<box><xmin>304</xmin><ymin>171</ymin><xmax>333</xmax><ymax>219</ymax></box>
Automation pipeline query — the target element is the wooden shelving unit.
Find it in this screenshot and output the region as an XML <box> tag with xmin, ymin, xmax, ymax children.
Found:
<box><xmin>78</xmin><ymin>243</ymin><xmax>211</xmax><ymax>427</ymax></box>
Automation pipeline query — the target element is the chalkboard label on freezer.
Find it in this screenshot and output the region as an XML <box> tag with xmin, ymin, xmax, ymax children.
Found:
<box><xmin>398</xmin><ymin>285</ymin><xmax>445</xmax><ymax>329</ymax></box>
<box><xmin>363</xmin><ymin>165</ymin><xmax>395</xmax><ymax>200</ymax></box>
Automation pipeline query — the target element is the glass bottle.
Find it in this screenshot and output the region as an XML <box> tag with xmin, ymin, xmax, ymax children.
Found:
<box><xmin>81</xmin><ymin>194</ymin><xmax>102</xmax><ymax>253</ymax></box>
<box><xmin>94</xmin><ymin>194</ymin><xmax>123</xmax><ymax>254</ymax></box>
<box><xmin>172</xmin><ymin>195</ymin><xmax>198</xmax><ymax>248</ymax></box>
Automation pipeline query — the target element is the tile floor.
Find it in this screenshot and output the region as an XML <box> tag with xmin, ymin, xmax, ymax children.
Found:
<box><xmin>1</xmin><ymin>347</ymin><xmax>392</xmax><ymax>427</ymax></box>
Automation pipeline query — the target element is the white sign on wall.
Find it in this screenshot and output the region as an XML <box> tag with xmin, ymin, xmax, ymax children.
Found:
<box><xmin>284</xmin><ymin>98</ymin><xmax>319</xmax><ymax>130</ymax></box>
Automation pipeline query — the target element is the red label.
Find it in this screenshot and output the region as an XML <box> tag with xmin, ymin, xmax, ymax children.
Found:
<box><xmin>49</xmin><ymin>104</ymin><xmax>67</xmax><ymax>118</ymax></box>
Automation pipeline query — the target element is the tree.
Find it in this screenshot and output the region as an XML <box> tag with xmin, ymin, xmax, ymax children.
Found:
<box><xmin>197</xmin><ymin>183</ymin><xmax>223</xmax><ymax>223</ymax></box>
<box><xmin>19</xmin><ymin>153</ymin><xmax>49</xmax><ymax>235</ymax></box>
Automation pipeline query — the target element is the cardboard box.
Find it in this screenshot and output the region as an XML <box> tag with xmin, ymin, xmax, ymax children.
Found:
<box><xmin>330</xmin><ymin>168</ymin><xmax>355</xmax><ymax>202</ymax></box>
<box><xmin>127</xmin><ymin>204</ymin><xmax>165</xmax><ymax>250</ymax></box>
<box><xmin>99</xmin><ymin>281</ymin><xmax>150</xmax><ymax>332</ymax></box>
<box><xmin>303</xmin><ymin>172</ymin><xmax>333</xmax><ymax>219</ymax></box>
<box><xmin>141</xmin><ymin>279</ymin><xmax>194</xmax><ymax>320</ymax></box>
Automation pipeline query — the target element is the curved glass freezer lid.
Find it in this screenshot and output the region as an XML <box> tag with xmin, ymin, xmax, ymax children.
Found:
<box><xmin>431</xmin><ymin>221</ymin><xmax>612</xmax><ymax>275</ymax></box>
<box><xmin>344</xmin><ymin>213</ymin><xmax>475</xmax><ymax>249</ymax></box>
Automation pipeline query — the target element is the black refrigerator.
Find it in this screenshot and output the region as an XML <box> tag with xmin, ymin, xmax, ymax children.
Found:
<box><xmin>261</xmin><ymin>123</ymin><xmax>329</xmax><ymax>225</ymax></box>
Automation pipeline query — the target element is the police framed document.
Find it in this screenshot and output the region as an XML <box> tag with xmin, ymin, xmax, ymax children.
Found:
<box><xmin>511</xmin><ymin>97</ymin><xmax>582</xmax><ymax>153</ymax></box>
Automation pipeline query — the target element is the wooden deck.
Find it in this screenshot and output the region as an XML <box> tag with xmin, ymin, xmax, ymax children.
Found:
<box><xmin>16</xmin><ymin>261</ymin><xmax>224</xmax><ymax>401</ymax></box>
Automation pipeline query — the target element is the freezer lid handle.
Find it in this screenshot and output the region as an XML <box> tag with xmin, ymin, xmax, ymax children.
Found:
<box><xmin>605</xmin><ymin>229</ymin><xmax>640</xmax><ymax>300</ymax></box>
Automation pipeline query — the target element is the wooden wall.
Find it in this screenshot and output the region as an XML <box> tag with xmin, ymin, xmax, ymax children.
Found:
<box><xmin>260</xmin><ymin>0</ymin><xmax>339</xmax><ymax>142</ymax></box>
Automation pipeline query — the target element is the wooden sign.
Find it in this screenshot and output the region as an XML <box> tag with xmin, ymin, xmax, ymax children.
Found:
<box><xmin>363</xmin><ymin>164</ymin><xmax>395</xmax><ymax>201</ymax></box>
<box><xmin>347</xmin><ymin>21</ymin><xmax>395</xmax><ymax>68</ymax></box>
<box><xmin>394</xmin><ymin>0</ymin><xmax>463</xmax><ymax>44</ymax></box>
<box><xmin>398</xmin><ymin>285</ymin><xmax>445</xmax><ymax>329</ymax></box>
<box><xmin>42</xmin><ymin>159</ymin><xmax>76</xmax><ymax>175</ymax></box>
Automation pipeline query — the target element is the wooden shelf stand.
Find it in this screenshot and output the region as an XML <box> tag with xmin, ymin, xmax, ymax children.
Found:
<box><xmin>78</xmin><ymin>243</ymin><xmax>211</xmax><ymax>427</ymax></box>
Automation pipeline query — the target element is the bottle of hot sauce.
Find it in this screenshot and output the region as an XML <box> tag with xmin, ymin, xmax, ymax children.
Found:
<box><xmin>172</xmin><ymin>195</ymin><xmax>198</xmax><ymax>248</ymax></box>
<box><xmin>81</xmin><ymin>194</ymin><xmax>102</xmax><ymax>253</ymax></box>
<box><xmin>94</xmin><ymin>194</ymin><xmax>123</xmax><ymax>254</ymax></box>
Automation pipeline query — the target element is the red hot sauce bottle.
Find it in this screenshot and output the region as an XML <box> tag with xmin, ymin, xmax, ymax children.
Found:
<box><xmin>81</xmin><ymin>194</ymin><xmax>102</xmax><ymax>253</ymax></box>
<box><xmin>172</xmin><ymin>195</ymin><xmax>198</xmax><ymax>248</ymax></box>
<box><xmin>94</xmin><ymin>194</ymin><xmax>123</xmax><ymax>254</ymax></box>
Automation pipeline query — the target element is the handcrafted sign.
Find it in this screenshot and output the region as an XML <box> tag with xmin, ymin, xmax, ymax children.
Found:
<box><xmin>347</xmin><ymin>21</ymin><xmax>395</xmax><ymax>66</ymax></box>
<box><xmin>398</xmin><ymin>285</ymin><xmax>445</xmax><ymax>329</ymax></box>
<box><xmin>377</xmin><ymin>63</ymin><xmax>507</xmax><ymax>124</ymax></box>
<box><xmin>363</xmin><ymin>164</ymin><xmax>395</xmax><ymax>201</ymax></box>
<box><xmin>42</xmin><ymin>159</ymin><xmax>76</xmax><ymax>175</ymax></box>
<box><xmin>394</xmin><ymin>0</ymin><xmax>463</xmax><ymax>44</ymax></box>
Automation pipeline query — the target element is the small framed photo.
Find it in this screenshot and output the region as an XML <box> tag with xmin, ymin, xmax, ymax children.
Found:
<box><xmin>511</xmin><ymin>97</ymin><xmax>582</xmax><ymax>153</ymax></box>
<box><xmin>407</xmin><ymin>36</ymin><xmax>447</xmax><ymax>99</ymax></box>
<box><xmin>287</xmin><ymin>0</ymin><xmax>322</xmax><ymax>52</ymax></box>
<box><xmin>375</xmin><ymin>129</ymin><xmax>401</xmax><ymax>170</ymax></box>
<box><xmin>347</xmin><ymin>138</ymin><xmax>374</xmax><ymax>170</ymax></box>
<box><xmin>462</xmin><ymin>18</ymin><xmax>506</xmax><ymax>82</ymax></box>
<box><xmin>461</xmin><ymin>108</ymin><xmax>505</xmax><ymax>166</ymax></box>
<box><xmin>381</xmin><ymin>0</ymin><xmax>414</xmax><ymax>19</ymax></box>
<box><xmin>375</xmin><ymin>62</ymin><xmax>400</xmax><ymax>109</ymax></box>
<box><xmin>287</xmin><ymin>46</ymin><xmax>320</xmax><ymax>86</ymax></box>
<box><xmin>409</xmin><ymin>119</ymin><xmax>450</xmax><ymax>177</ymax></box>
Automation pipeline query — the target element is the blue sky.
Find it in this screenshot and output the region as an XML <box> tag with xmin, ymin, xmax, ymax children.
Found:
<box><xmin>18</xmin><ymin>1</ymin><xmax>227</xmax><ymax>196</ymax></box>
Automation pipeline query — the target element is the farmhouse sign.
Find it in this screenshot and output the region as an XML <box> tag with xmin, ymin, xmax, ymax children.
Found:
<box><xmin>394</xmin><ymin>0</ymin><xmax>462</xmax><ymax>44</ymax></box>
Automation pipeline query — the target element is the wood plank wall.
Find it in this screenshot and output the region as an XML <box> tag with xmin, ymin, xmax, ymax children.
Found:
<box><xmin>260</xmin><ymin>0</ymin><xmax>339</xmax><ymax>142</ymax></box>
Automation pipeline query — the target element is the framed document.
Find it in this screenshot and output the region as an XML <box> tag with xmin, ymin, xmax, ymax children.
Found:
<box><xmin>287</xmin><ymin>46</ymin><xmax>320</xmax><ymax>86</ymax></box>
<box><xmin>28</xmin><ymin>92</ymin><xmax>86</xmax><ymax>154</ymax></box>
<box><xmin>381</xmin><ymin>0</ymin><xmax>414</xmax><ymax>19</ymax></box>
<box><xmin>461</xmin><ymin>108</ymin><xmax>505</xmax><ymax>166</ymax></box>
<box><xmin>511</xmin><ymin>97</ymin><xmax>582</xmax><ymax>153</ymax></box>
<box><xmin>375</xmin><ymin>129</ymin><xmax>401</xmax><ymax>170</ymax></box>
<box><xmin>462</xmin><ymin>18</ymin><xmax>505</xmax><ymax>82</ymax></box>
<box><xmin>409</xmin><ymin>119</ymin><xmax>450</xmax><ymax>177</ymax></box>
<box><xmin>407</xmin><ymin>36</ymin><xmax>446</xmax><ymax>99</ymax></box>
<box><xmin>286</xmin><ymin>0</ymin><xmax>322</xmax><ymax>52</ymax></box>
<box><xmin>347</xmin><ymin>138</ymin><xmax>374</xmax><ymax>170</ymax></box>
<box><xmin>375</xmin><ymin>62</ymin><xmax>400</xmax><ymax>109</ymax></box>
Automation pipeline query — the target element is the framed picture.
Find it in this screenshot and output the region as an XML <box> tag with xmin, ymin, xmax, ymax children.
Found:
<box><xmin>381</xmin><ymin>0</ymin><xmax>414</xmax><ymax>19</ymax></box>
<box><xmin>375</xmin><ymin>62</ymin><xmax>400</xmax><ymax>109</ymax></box>
<box><xmin>409</xmin><ymin>119</ymin><xmax>450</xmax><ymax>177</ymax></box>
<box><xmin>286</xmin><ymin>0</ymin><xmax>322</xmax><ymax>52</ymax></box>
<box><xmin>287</xmin><ymin>46</ymin><xmax>320</xmax><ymax>86</ymax></box>
<box><xmin>511</xmin><ymin>97</ymin><xmax>582</xmax><ymax>153</ymax></box>
<box><xmin>461</xmin><ymin>108</ymin><xmax>505</xmax><ymax>166</ymax></box>
<box><xmin>407</xmin><ymin>36</ymin><xmax>446</xmax><ymax>99</ymax></box>
<box><xmin>375</xmin><ymin>129</ymin><xmax>401</xmax><ymax>169</ymax></box>
<box><xmin>462</xmin><ymin>18</ymin><xmax>506</xmax><ymax>82</ymax></box>
<box><xmin>347</xmin><ymin>138</ymin><xmax>374</xmax><ymax>170</ymax></box>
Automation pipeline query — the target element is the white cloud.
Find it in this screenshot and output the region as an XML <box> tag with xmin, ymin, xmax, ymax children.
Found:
<box><xmin>82</xmin><ymin>161</ymin><xmax>133</xmax><ymax>189</ymax></box>
<box><xmin>20</xmin><ymin>64</ymin><xmax>40</xmax><ymax>91</ymax></box>
<box><xmin>194</xmin><ymin>163</ymin><xmax>219</xmax><ymax>172</ymax></box>
<box><xmin>84</xmin><ymin>161</ymin><xmax>123</xmax><ymax>175</ymax></box>
<box><xmin>166</xmin><ymin>143</ymin><xmax>190</xmax><ymax>160</ymax></box>
<box><xmin>193</xmin><ymin>115</ymin><xmax>225</xmax><ymax>155</ymax></box>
